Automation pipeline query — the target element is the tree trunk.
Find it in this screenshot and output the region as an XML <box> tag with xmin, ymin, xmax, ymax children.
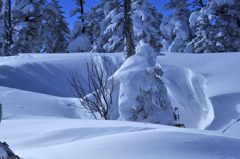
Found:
<box><xmin>79</xmin><ymin>0</ymin><xmax>85</xmax><ymax>33</ymax></box>
<box><xmin>124</xmin><ymin>0</ymin><xmax>135</xmax><ymax>58</ymax></box>
<box><xmin>3</xmin><ymin>0</ymin><xmax>13</xmax><ymax>56</ymax></box>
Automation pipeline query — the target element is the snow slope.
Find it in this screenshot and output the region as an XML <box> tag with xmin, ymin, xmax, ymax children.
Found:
<box><xmin>158</xmin><ymin>53</ymin><xmax>240</xmax><ymax>132</ymax></box>
<box><xmin>1</xmin><ymin>119</ymin><xmax>240</xmax><ymax>159</ymax></box>
<box><xmin>0</xmin><ymin>53</ymin><xmax>239</xmax><ymax>159</ymax></box>
<box><xmin>0</xmin><ymin>53</ymin><xmax>213</xmax><ymax>128</ymax></box>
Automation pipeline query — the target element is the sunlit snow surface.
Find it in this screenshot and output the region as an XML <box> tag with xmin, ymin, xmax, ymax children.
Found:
<box><xmin>0</xmin><ymin>53</ymin><xmax>240</xmax><ymax>159</ymax></box>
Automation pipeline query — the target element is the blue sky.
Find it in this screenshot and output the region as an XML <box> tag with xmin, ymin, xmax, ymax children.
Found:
<box><xmin>59</xmin><ymin>0</ymin><xmax>167</xmax><ymax>29</ymax></box>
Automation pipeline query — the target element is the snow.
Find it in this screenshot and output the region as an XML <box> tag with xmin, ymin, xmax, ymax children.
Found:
<box><xmin>0</xmin><ymin>52</ymin><xmax>240</xmax><ymax>158</ymax></box>
<box><xmin>163</xmin><ymin>65</ymin><xmax>214</xmax><ymax>129</ymax></box>
<box><xmin>160</xmin><ymin>14</ymin><xmax>191</xmax><ymax>52</ymax></box>
<box><xmin>212</xmin><ymin>0</ymin><xmax>235</xmax><ymax>6</ymax></box>
<box><xmin>68</xmin><ymin>35</ymin><xmax>91</xmax><ymax>52</ymax></box>
<box><xmin>158</xmin><ymin>53</ymin><xmax>240</xmax><ymax>131</ymax></box>
<box><xmin>113</xmin><ymin>43</ymin><xmax>174</xmax><ymax>124</ymax></box>
<box><xmin>1</xmin><ymin>119</ymin><xmax>240</xmax><ymax>159</ymax></box>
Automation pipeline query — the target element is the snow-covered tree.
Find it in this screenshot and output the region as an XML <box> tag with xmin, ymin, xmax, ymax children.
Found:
<box><xmin>12</xmin><ymin>0</ymin><xmax>46</xmax><ymax>53</ymax></box>
<box><xmin>71</xmin><ymin>0</ymin><xmax>85</xmax><ymax>33</ymax></box>
<box><xmin>115</xmin><ymin>42</ymin><xmax>176</xmax><ymax>124</ymax></box>
<box><xmin>87</xmin><ymin>0</ymin><xmax>124</xmax><ymax>53</ymax></box>
<box><xmin>68</xmin><ymin>0</ymin><xmax>92</xmax><ymax>52</ymax></box>
<box><xmin>161</xmin><ymin>0</ymin><xmax>191</xmax><ymax>52</ymax></box>
<box><xmin>187</xmin><ymin>0</ymin><xmax>240</xmax><ymax>53</ymax></box>
<box><xmin>132</xmin><ymin>0</ymin><xmax>163</xmax><ymax>52</ymax></box>
<box><xmin>85</xmin><ymin>0</ymin><xmax>163</xmax><ymax>54</ymax></box>
<box><xmin>42</xmin><ymin>0</ymin><xmax>70</xmax><ymax>53</ymax></box>
<box><xmin>191</xmin><ymin>0</ymin><xmax>205</xmax><ymax>11</ymax></box>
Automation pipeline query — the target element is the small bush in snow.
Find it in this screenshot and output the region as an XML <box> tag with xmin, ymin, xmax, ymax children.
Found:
<box><xmin>70</xmin><ymin>56</ymin><xmax>117</xmax><ymax>120</ymax></box>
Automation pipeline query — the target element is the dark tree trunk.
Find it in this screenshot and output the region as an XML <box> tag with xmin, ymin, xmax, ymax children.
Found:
<box><xmin>124</xmin><ymin>0</ymin><xmax>135</xmax><ymax>58</ymax></box>
<box><xmin>79</xmin><ymin>0</ymin><xmax>85</xmax><ymax>33</ymax></box>
<box><xmin>3</xmin><ymin>0</ymin><xmax>13</xmax><ymax>56</ymax></box>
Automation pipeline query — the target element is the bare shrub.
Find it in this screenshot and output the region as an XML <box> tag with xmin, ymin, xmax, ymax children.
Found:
<box><xmin>69</xmin><ymin>56</ymin><xmax>117</xmax><ymax>120</ymax></box>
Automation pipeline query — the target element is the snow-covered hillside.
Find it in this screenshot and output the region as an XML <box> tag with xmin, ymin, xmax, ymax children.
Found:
<box><xmin>0</xmin><ymin>53</ymin><xmax>240</xmax><ymax>159</ymax></box>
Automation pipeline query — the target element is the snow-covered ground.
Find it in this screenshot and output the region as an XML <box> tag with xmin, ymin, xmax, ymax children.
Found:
<box><xmin>0</xmin><ymin>53</ymin><xmax>240</xmax><ymax>159</ymax></box>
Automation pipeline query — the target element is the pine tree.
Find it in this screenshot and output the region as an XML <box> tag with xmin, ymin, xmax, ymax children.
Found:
<box><xmin>42</xmin><ymin>0</ymin><xmax>70</xmax><ymax>53</ymax></box>
<box><xmin>188</xmin><ymin>0</ymin><xmax>240</xmax><ymax>53</ymax></box>
<box><xmin>12</xmin><ymin>0</ymin><xmax>46</xmax><ymax>53</ymax></box>
<box><xmin>71</xmin><ymin>0</ymin><xmax>85</xmax><ymax>33</ymax></box>
<box><xmin>164</xmin><ymin>0</ymin><xmax>190</xmax><ymax>16</ymax></box>
<box><xmin>161</xmin><ymin>0</ymin><xmax>191</xmax><ymax>52</ymax></box>
<box><xmin>191</xmin><ymin>0</ymin><xmax>204</xmax><ymax>10</ymax></box>
<box><xmin>132</xmin><ymin>0</ymin><xmax>163</xmax><ymax>52</ymax></box>
<box><xmin>88</xmin><ymin>0</ymin><xmax>162</xmax><ymax>54</ymax></box>
<box><xmin>90</xmin><ymin>0</ymin><xmax>124</xmax><ymax>53</ymax></box>
<box><xmin>68</xmin><ymin>0</ymin><xmax>92</xmax><ymax>52</ymax></box>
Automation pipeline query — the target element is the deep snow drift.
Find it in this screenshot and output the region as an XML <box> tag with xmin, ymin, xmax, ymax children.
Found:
<box><xmin>0</xmin><ymin>53</ymin><xmax>213</xmax><ymax>128</ymax></box>
<box><xmin>0</xmin><ymin>52</ymin><xmax>240</xmax><ymax>159</ymax></box>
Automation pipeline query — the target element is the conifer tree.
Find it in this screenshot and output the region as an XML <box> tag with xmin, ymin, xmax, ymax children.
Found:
<box><xmin>12</xmin><ymin>0</ymin><xmax>46</xmax><ymax>53</ymax></box>
<box><xmin>188</xmin><ymin>0</ymin><xmax>240</xmax><ymax>53</ymax></box>
<box><xmin>43</xmin><ymin>0</ymin><xmax>70</xmax><ymax>53</ymax></box>
<box><xmin>161</xmin><ymin>0</ymin><xmax>191</xmax><ymax>52</ymax></box>
<box><xmin>132</xmin><ymin>0</ymin><xmax>163</xmax><ymax>52</ymax></box>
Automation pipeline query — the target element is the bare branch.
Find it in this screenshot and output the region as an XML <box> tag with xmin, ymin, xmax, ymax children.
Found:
<box><xmin>69</xmin><ymin>56</ymin><xmax>118</xmax><ymax>120</ymax></box>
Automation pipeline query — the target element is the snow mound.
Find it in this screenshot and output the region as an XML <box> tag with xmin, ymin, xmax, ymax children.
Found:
<box><xmin>0</xmin><ymin>86</ymin><xmax>86</xmax><ymax>120</ymax></box>
<box><xmin>0</xmin><ymin>53</ymin><xmax>124</xmax><ymax>97</ymax></box>
<box><xmin>0</xmin><ymin>52</ymin><xmax>214</xmax><ymax>128</ymax></box>
<box><xmin>1</xmin><ymin>119</ymin><xmax>240</xmax><ymax>159</ymax></box>
<box><xmin>163</xmin><ymin>65</ymin><xmax>214</xmax><ymax>129</ymax></box>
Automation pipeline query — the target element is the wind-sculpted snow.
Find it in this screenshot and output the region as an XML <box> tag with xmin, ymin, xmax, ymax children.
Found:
<box><xmin>0</xmin><ymin>53</ymin><xmax>214</xmax><ymax>128</ymax></box>
<box><xmin>1</xmin><ymin>119</ymin><xmax>240</xmax><ymax>159</ymax></box>
<box><xmin>113</xmin><ymin>43</ymin><xmax>174</xmax><ymax>124</ymax></box>
<box><xmin>0</xmin><ymin>52</ymin><xmax>240</xmax><ymax>159</ymax></box>
<box><xmin>0</xmin><ymin>53</ymin><xmax>124</xmax><ymax>97</ymax></box>
<box><xmin>163</xmin><ymin>65</ymin><xmax>214</xmax><ymax>129</ymax></box>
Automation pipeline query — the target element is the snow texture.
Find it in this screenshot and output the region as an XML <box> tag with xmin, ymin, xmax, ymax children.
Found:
<box><xmin>0</xmin><ymin>52</ymin><xmax>239</xmax><ymax>159</ymax></box>
<box><xmin>114</xmin><ymin>42</ymin><xmax>174</xmax><ymax>124</ymax></box>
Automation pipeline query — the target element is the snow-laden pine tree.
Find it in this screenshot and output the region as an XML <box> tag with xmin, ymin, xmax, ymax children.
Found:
<box><xmin>12</xmin><ymin>0</ymin><xmax>46</xmax><ymax>53</ymax></box>
<box><xmin>42</xmin><ymin>0</ymin><xmax>70</xmax><ymax>53</ymax></box>
<box><xmin>114</xmin><ymin>42</ymin><xmax>176</xmax><ymax>125</ymax></box>
<box><xmin>187</xmin><ymin>0</ymin><xmax>240</xmax><ymax>53</ymax></box>
<box><xmin>161</xmin><ymin>0</ymin><xmax>191</xmax><ymax>52</ymax></box>
<box><xmin>86</xmin><ymin>0</ymin><xmax>163</xmax><ymax>54</ymax></box>
<box><xmin>68</xmin><ymin>0</ymin><xmax>92</xmax><ymax>52</ymax></box>
<box><xmin>132</xmin><ymin>0</ymin><xmax>163</xmax><ymax>52</ymax></box>
<box><xmin>191</xmin><ymin>0</ymin><xmax>205</xmax><ymax>11</ymax></box>
<box><xmin>87</xmin><ymin>0</ymin><xmax>124</xmax><ymax>53</ymax></box>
